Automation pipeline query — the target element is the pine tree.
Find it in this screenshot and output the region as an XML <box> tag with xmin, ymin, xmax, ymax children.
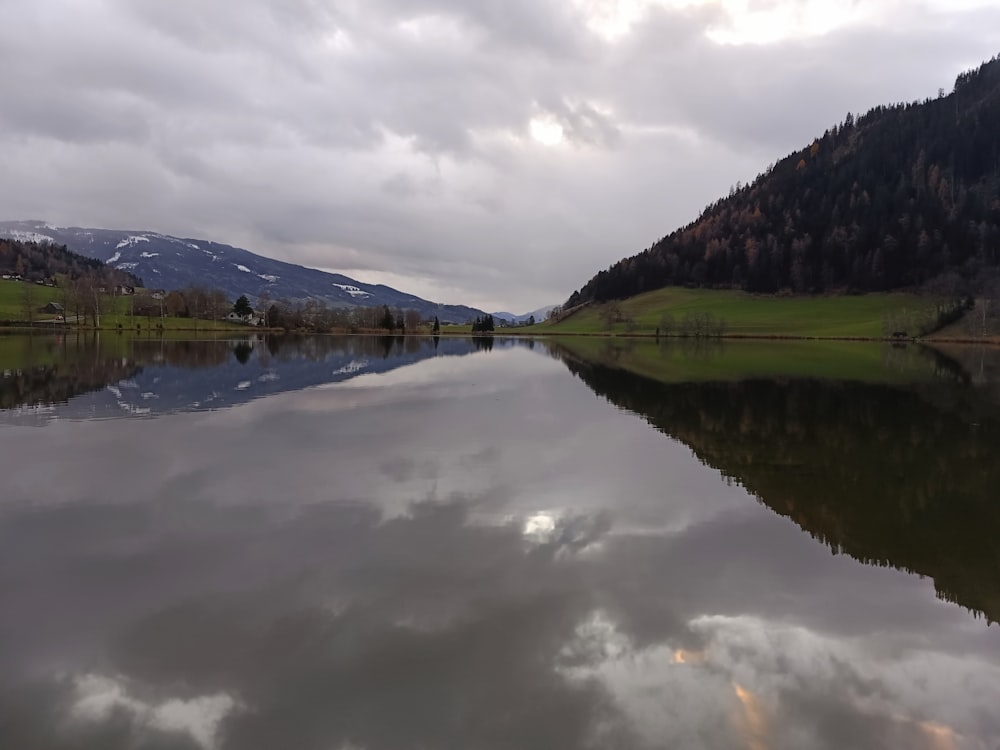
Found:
<box><xmin>233</xmin><ymin>295</ymin><xmax>253</xmax><ymax>317</ymax></box>
<box><xmin>380</xmin><ymin>305</ymin><xmax>395</xmax><ymax>331</ymax></box>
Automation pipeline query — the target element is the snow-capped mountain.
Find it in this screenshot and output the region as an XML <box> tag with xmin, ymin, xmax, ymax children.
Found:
<box><xmin>0</xmin><ymin>220</ymin><xmax>483</xmax><ymax>322</ymax></box>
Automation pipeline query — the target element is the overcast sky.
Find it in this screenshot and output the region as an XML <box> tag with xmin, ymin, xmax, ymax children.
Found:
<box><xmin>2</xmin><ymin>1</ymin><xmax>999</xmax><ymax>311</ymax></box>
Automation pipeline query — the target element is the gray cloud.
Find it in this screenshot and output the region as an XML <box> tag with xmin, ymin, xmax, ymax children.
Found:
<box><xmin>1</xmin><ymin>1</ymin><xmax>998</xmax><ymax>309</ymax></box>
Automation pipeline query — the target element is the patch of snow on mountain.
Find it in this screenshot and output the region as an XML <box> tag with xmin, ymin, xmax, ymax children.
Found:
<box><xmin>140</xmin><ymin>252</ymin><xmax>159</xmax><ymax>258</ymax></box>
<box><xmin>116</xmin><ymin>262</ymin><xmax>138</xmax><ymax>270</ymax></box>
<box><xmin>107</xmin><ymin>251</ymin><xmax>122</xmax><ymax>264</ymax></box>
<box><xmin>162</xmin><ymin>235</ymin><xmax>202</xmax><ymax>252</ymax></box>
<box><xmin>235</xmin><ymin>265</ymin><xmax>252</xmax><ymax>273</ymax></box>
<box><xmin>333</xmin><ymin>360</ymin><xmax>369</xmax><ymax>375</ymax></box>
<box><xmin>1</xmin><ymin>229</ymin><xmax>56</xmax><ymax>243</ymax></box>
<box><xmin>116</xmin><ymin>236</ymin><xmax>149</xmax><ymax>249</ymax></box>
<box><xmin>258</xmin><ymin>274</ymin><xmax>279</xmax><ymax>283</ymax></box>
<box><xmin>333</xmin><ymin>283</ymin><xmax>371</xmax><ymax>298</ymax></box>
<box><xmin>116</xmin><ymin>400</ymin><xmax>151</xmax><ymax>416</ymax></box>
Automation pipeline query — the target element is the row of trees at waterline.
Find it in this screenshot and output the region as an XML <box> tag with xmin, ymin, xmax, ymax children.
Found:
<box><xmin>471</xmin><ymin>314</ymin><xmax>496</xmax><ymax>333</ymax></box>
<box><xmin>5</xmin><ymin>271</ymin><xmax>460</xmax><ymax>334</ymax></box>
<box><xmin>244</xmin><ymin>299</ymin><xmax>454</xmax><ymax>334</ymax></box>
<box><xmin>567</xmin><ymin>55</ymin><xmax>1000</xmax><ymax>307</ymax></box>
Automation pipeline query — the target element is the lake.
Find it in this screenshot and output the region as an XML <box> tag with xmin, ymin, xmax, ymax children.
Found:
<box><xmin>1</xmin><ymin>333</ymin><xmax>999</xmax><ymax>749</ymax></box>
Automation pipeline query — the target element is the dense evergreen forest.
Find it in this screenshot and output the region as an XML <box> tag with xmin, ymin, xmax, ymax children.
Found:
<box><xmin>567</xmin><ymin>55</ymin><xmax>1000</xmax><ymax>306</ymax></box>
<box><xmin>0</xmin><ymin>238</ymin><xmax>141</xmax><ymax>288</ymax></box>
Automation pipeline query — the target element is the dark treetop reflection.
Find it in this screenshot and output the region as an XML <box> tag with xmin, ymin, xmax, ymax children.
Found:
<box><xmin>0</xmin><ymin>336</ymin><xmax>998</xmax><ymax>750</ymax></box>
<box><xmin>552</xmin><ymin>340</ymin><xmax>1000</xmax><ymax>624</ymax></box>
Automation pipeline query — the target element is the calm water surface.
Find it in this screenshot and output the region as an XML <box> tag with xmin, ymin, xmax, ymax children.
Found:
<box><xmin>1</xmin><ymin>333</ymin><xmax>999</xmax><ymax>749</ymax></box>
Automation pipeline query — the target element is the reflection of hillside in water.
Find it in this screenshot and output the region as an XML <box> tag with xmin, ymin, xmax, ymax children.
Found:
<box><xmin>1</xmin><ymin>359</ymin><xmax>142</xmax><ymax>410</ymax></box>
<box><xmin>554</xmin><ymin>343</ymin><xmax>1000</xmax><ymax>624</ymax></box>
<box><xmin>0</xmin><ymin>334</ymin><xmax>490</xmax><ymax>417</ymax></box>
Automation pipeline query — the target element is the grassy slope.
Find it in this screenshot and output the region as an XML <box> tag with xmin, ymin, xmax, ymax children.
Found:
<box><xmin>0</xmin><ymin>279</ymin><xmax>62</xmax><ymax>320</ymax></box>
<box><xmin>538</xmin><ymin>288</ymin><xmax>944</xmax><ymax>338</ymax></box>
<box><xmin>0</xmin><ymin>280</ymin><xmax>246</xmax><ymax>330</ymax></box>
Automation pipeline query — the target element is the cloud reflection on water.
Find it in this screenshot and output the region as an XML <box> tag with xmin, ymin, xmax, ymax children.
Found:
<box><xmin>0</xmin><ymin>339</ymin><xmax>998</xmax><ymax>749</ymax></box>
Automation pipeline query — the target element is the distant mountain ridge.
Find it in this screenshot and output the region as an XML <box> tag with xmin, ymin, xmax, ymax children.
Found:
<box><xmin>491</xmin><ymin>305</ymin><xmax>557</xmax><ymax>325</ymax></box>
<box><xmin>568</xmin><ymin>54</ymin><xmax>1000</xmax><ymax>306</ymax></box>
<box><xmin>0</xmin><ymin>220</ymin><xmax>484</xmax><ymax>322</ymax></box>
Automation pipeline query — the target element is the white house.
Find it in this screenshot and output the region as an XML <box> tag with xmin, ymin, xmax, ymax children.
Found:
<box><xmin>226</xmin><ymin>311</ymin><xmax>263</xmax><ymax>325</ymax></box>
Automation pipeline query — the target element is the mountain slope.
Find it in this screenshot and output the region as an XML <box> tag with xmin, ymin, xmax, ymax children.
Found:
<box><xmin>568</xmin><ymin>54</ymin><xmax>1000</xmax><ymax>306</ymax></box>
<box><xmin>491</xmin><ymin>305</ymin><xmax>557</xmax><ymax>324</ymax></box>
<box><xmin>0</xmin><ymin>221</ymin><xmax>483</xmax><ymax>322</ymax></box>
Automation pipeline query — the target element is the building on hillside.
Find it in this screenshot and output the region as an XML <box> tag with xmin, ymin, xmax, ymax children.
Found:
<box><xmin>41</xmin><ymin>302</ymin><xmax>64</xmax><ymax>314</ymax></box>
<box><xmin>226</xmin><ymin>310</ymin><xmax>264</xmax><ymax>326</ymax></box>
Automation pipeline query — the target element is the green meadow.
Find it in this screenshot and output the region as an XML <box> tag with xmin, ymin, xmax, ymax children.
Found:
<box><xmin>538</xmin><ymin>287</ymin><xmax>946</xmax><ymax>338</ymax></box>
<box><xmin>0</xmin><ymin>279</ymin><xmax>62</xmax><ymax>321</ymax></box>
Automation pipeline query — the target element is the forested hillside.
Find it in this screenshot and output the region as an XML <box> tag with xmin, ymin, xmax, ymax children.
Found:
<box><xmin>568</xmin><ymin>55</ymin><xmax>1000</xmax><ymax>306</ymax></box>
<box><xmin>0</xmin><ymin>238</ymin><xmax>140</xmax><ymax>288</ymax></box>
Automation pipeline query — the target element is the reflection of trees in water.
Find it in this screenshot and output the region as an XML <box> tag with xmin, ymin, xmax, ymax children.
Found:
<box><xmin>0</xmin><ymin>335</ymin><xmax>482</xmax><ymax>411</ymax></box>
<box><xmin>932</xmin><ymin>344</ymin><xmax>1000</xmax><ymax>392</ymax></box>
<box><xmin>234</xmin><ymin>342</ymin><xmax>253</xmax><ymax>365</ymax></box>
<box><xmin>128</xmin><ymin>338</ymin><xmax>231</xmax><ymax>369</ymax></box>
<box><xmin>657</xmin><ymin>335</ymin><xmax>725</xmax><ymax>360</ymax></box>
<box><xmin>556</xmin><ymin>352</ymin><xmax>1000</xmax><ymax>623</ymax></box>
<box><xmin>1</xmin><ymin>333</ymin><xmax>142</xmax><ymax>409</ymax></box>
<box><xmin>881</xmin><ymin>342</ymin><xmax>971</xmax><ymax>384</ymax></box>
<box><xmin>259</xmin><ymin>334</ymin><xmax>442</xmax><ymax>364</ymax></box>
<box><xmin>0</xmin><ymin>360</ymin><xmax>142</xmax><ymax>410</ymax></box>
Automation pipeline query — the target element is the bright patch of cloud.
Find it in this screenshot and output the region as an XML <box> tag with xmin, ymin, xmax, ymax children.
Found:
<box><xmin>523</xmin><ymin>511</ymin><xmax>559</xmax><ymax>540</ymax></box>
<box><xmin>706</xmin><ymin>0</ymin><xmax>876</xmax><ymax>45</ymax></box>
<box><xmin>574</xmin><ymin>0</ymin><xmax>881</xmax><ymax>45</ymax></box>
<box><xmin>529</xmin><ymin>116</ymin><xmax>565</xmax><ymax>146</ymax></box>
<box><xmin>71</xmin><ymin>674</ymin><xmax>238</xmax><ymax>750</ymax></box>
